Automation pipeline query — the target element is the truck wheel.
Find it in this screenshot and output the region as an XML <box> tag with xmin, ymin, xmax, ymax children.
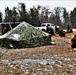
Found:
<box><xmin>42</xmin><ymin>29</ymin><xmax>45</xmax><ymax>32</ymax></box>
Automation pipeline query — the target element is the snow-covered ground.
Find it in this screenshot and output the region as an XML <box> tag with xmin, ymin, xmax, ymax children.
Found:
<box><xmin>0</xmin><ymin>55</ymin><xmax>76</xmax><ymax>75</ymax></box>
<box><xmin>72</xmin><ymin>29</ymin><xmax>76</xmax><ymax>31</ymax></box>
<box><xmin>63</xmin><ymin>29</ymin><xmax>76</xmax><ymax>32</ymax></box>
<box><xmin>0</xmin><ymin>31</ymin><xmax>76</xmax><ymax>75</ymax></box>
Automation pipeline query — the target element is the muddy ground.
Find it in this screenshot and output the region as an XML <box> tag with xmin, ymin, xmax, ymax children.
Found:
<box><xmin>0</xmin><ymin>31</ymin><xmax>76</xmax><ymax>75</ymax></box>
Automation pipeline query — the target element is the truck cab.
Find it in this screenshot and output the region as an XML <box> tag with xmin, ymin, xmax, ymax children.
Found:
<box><xmin>40</xmin><ymin>23</ymin><xmax>56</xmax><ymax>32</ymax></box>
<box><xmin>35</xmin><ymin>23</ymin><xmax>59</xmax><ymax>33</ymax></box>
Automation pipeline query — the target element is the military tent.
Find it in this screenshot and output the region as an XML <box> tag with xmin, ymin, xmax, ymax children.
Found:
<box><xmin>0</xmin><ymin>21</ymin><xmax>51</xmax><ymax>48</ymax></box>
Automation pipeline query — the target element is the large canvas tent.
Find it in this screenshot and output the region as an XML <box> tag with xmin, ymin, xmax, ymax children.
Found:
<box><xmin>0</xmin><ymin>21</ymin><xmax>51</xmax><ymax>48</ymax></box>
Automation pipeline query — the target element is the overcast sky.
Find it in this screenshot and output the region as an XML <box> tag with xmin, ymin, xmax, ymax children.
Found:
<box><xmin>0</xmin><ymin>0</ymin><xmax>76</xmax><ymax>16</ymax></box>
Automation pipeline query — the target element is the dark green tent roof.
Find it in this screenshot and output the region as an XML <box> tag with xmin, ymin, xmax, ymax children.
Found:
<box><xmin>5</xmin><ymin>21</ymin><xmax>50</xmax><ymax>41</ymax></box>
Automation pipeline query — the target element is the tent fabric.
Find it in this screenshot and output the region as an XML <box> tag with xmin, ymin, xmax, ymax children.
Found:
<box><xmin>0</xmin><ymin>21</ymin><xmax>51</xmax><ymax>48</ymax></box>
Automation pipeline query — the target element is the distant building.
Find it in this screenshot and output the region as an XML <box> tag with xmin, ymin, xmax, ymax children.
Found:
<box><xmin>0</xmin><ymin>22</ymin><xmax>21</xmax><ymax>34</ymax></box>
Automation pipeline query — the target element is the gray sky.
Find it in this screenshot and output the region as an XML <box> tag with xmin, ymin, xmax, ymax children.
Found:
<box><xmin>0</xmin><ymin>0</ymin><xmax>76</xmax><ymax>16</ymax></box>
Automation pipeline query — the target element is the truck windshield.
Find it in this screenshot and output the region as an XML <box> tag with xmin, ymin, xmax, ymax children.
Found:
<box><xmin>41</xmin><ymin>25</ymin><xmax>46</xmax><ymax>26</ymax></box>
<box><xmin>50</xmin><ymin>24</ymin><xmax>55</xmax><ymax>26</ymax></box>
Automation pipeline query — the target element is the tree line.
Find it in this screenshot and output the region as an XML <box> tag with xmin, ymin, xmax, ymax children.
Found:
<box><xmin>0</xmin><ymin>2</ymin><xmax>76</xmax><ymax>27</ymax></box>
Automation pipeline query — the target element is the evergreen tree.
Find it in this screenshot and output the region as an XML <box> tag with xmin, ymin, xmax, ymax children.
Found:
<box><xmin>29</xmin><ymin>6</ymin><xmax>40</xmax><ymax>26</ymax></box>
<box><xmin>70</xmin><ymin>7</ymin><xmax>76</xmax><ymax>26</ymax></box>
<box><xmin>63</xmin><ymin>8</ymin><xmax>69</xmax><ymax>25</ymax></box>
<box><xmin>0</xmin><ymin>12</ymin><xmax>2</xmax><ymax>22</ymax></box>
<box><xmin>54</xmin><ymin>7</ymin><xmax>62</xmax><ymax>26</ymax></box>
<box><xmin>12</xmin><ymin>7</ymin><xmax>18</xmax><ymax>22</ymax></box>
<box><xmin>4</xmin><ymin>7</ymin><xmax>12</xmax><ymax>22</ymax></box>
<box><xmin>18</xmin><ymin>2</ymin><xmax>29</xmax><ymax>22</ymax></box>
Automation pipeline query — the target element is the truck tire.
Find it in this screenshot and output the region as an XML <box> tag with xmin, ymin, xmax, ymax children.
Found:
<box><xmin>42</xmin><ymin>29</ymin><xmax>45</xmax><ymax>32</ymax></box>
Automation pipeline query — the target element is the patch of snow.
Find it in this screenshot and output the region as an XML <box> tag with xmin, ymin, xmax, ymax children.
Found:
<box><xmin>24</xmin><ymin>70</ymin><xmax>29</xmax><ymax>74</ymax></box>
<box><xmin>40</xmin><ymin>60</ymin><xmax>48</xmax><ymax>65</ymax></box>
<box><xmin>2</xmin><ymin>60</ymin><xmax>10</xmax><ymax>64</ymax></box>
<box><xmin>55</xmin><ymin>64</ymin><xmax>62</xmax><ymax>68</ymax></box>
<box><xmin>1</xmin><ymin>56</ymin><xmax>76</xmax><ymax>70</ymax></box>
<box><xmin>64</xmin><ymin>58</ymin><xmax>71</xmax><ymax>61</ymax></box>
<box><xmin>72</xmin><ymin>29</ymin><xmax>76</xmax><ymax>31</ymax></box>
<box><xmin>50</xmin><ymin>41</ymin><xmax>56</xmax><ymax>45</ymax></box>
<box><xmin>73</xmin><ymin>48</ymin><xmax>76</xmax><ymax>51</ymax></box>
<box><xmin>68</xmin><ymin>64</ymin><xmax>74</xmax><ymax>68</ymax></box>
<box><xmin>8</xmin><ymin>34</ymin><xmax>20</xmax><ymax>41</ymax></box>
<box><xmin>0</xmin><ymin>34</ymin><xmax>7</xmax><ymax>39</ymax></box>
<box><xmin>63</xmin><ymin>29</ymin><xmax>67</xmax><ymax>32</ymax></box>
<box><xmin>10</xmin><ymin>65</ymin><xmax>14</xmax><ymax>68</ymax></box>
<box><xmin>62</xmin><ymin>74</ymin><xmax>64</xmax><ymax>75</ymax></box>
<box><xmin>9</xmin><ymin>44</ymin><xmax>13</xmax><ymax>48</ymax></box>
<box><xmin>33</xmin><ymin>73</ymin><xmax>37</xmax><ymax>75</ymax></box>
<box><xmin>42</xmin><ymin>31</ymin><xmax>50</xmax><ymax>36</ymax></box>
<box><xmin>12</xmin><ymin>60</ymin><xmax>22</xmax><ymax>65</ymax></box>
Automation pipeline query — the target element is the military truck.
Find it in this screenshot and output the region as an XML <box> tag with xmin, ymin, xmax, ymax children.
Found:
<box><xmin>35</xmin><ymin>23</ymin><xmax>59</xmax><ymax>32</ymax></box>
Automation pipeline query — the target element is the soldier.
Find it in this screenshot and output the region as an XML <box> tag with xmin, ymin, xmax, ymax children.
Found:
<box><xmin>46</xmin><ymin>24</ymin><xmax>54</xmax><ymax>35</ymax></box>
<box><xmin>67</xmin><ymin>25</ymin><xmax>70</xmax><ymax>31</ymax></box>
<box><xmin>58</xmin><ymin>29</ymin><xmax>65</xmax><ymax>37</ymax></box>
<box><xmin>71</xmin><ymin>34</ymin><xmax>76</xmax><ymax>49</ymax></box>
<box><xmin>46</xmin><ymin>24</ymin><xmax>49</xmax><ymax>33</ymax></box>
